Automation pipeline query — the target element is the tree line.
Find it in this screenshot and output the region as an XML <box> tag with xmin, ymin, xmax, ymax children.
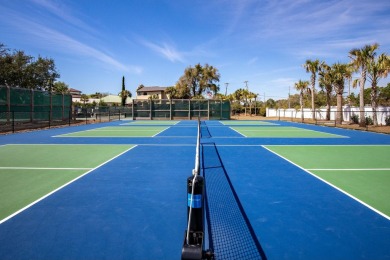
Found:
<box><xmin>0</xmin><ymin>43</ymin><xmax>71</xmax><ymax>93</ymax></box>
<box><xmin>297</xmin><ymin>43</ymin><xmax>390</xmax><ymax>126</ymax></box>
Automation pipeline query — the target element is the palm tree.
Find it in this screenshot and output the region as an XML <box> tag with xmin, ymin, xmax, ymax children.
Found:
<box><xmin>318</xmin><ymin>62</ymin><xmax>334</xmax><ymax>120</ymax></box>
<box><xmin>80</xmin><ymin>94</ymin><xmax>89</xmax><ymax>105</ymax></box>
<box><xmin>332</xmin><ymin>63</ymin><xmax>352</xmax><ymax>124</ymax></box>
<box><xmin>247</xmin><ymin>92</ymin><xmax>256</xmax><ymax>116</ymax></box>
<box><xmin>367</xmin><ymin>53</ymin><xmax>390</xmax><ymax>125</ymax></box>
<box><xmin>294</xmin><ymin>80</ymin><xmax>310</xmax><ymax>121</ymax></box>
<box><xmin>52</xmin><ymin>81</ymin><xmax>69</xmax><ymax>94</ymax></box>
<box><xmin>303</xmin><ymin>59</ymin><xmax>320</xmax><ymax>120</ymax></box>
<box><xmin>349</xmin><ymin>43</ymin><xmax>379</xmax><ymax>127</ymax></box>
<box><xmin>233</xmin><ymin>88</ymin><xmax>246</xmax><ymax>114</ymax></box>
<box><xmin>119</xmin><ymin>89</ymin><xmax>132</xmax><ymax>106</ymax></box>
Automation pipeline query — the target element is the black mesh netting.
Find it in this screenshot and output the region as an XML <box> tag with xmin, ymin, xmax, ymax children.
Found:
<box><xmin>201</xmin><ymin>142</ymin><xmax>267</xmax><ymax>260</ymax></box>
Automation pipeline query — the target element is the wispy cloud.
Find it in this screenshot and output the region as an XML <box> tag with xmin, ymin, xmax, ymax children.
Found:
<box><xmin>0</xmin><ymin>5</ymin><xmax>142</xmax><ymax>74</ymax></box>
<box><xmin>254</xmin><ymin>0</ymin><xmax>387</xmax><ymax>37</ymax></box>
<box><xmin>29</xmin><ymin>0</ymin><xmax>99</xmax><ymax>35</ymax></box>
<box><xmin>139</xmin><ymin>38</ymin><xmax>186</xmax><ymax>63</ymax></box>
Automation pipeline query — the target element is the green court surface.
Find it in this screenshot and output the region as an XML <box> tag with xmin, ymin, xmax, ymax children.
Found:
<box><xmin>58</xmin><ymin>126</ymin><xmax>168</xmax><ymax>137</ymax></box>
<box><xmin>123</xmin><ymin>120</ymin><xmax>179</xmax><ymax>125</ymax></box>
<box><xmin>221</xmin><ymin>120</ymin><xmax>278</xmax><ymax>126</ymax></box>
<box><xmin>232</xmin><ymin>126</ymin><xmax>344</xmax><ymax>138</ymax></box>
<box><xmin>265</xmin><ymin>145</ymin><xmax>390</xmax><ymax>216</ymax></box>
<box><xmin>0</xmin><ymin>144</ymin><xmax>134</xmax><ymax>221</ymax></box>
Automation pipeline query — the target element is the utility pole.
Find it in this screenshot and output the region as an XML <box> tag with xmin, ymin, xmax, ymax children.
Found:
<box><xmin>288</xmin><ymin>86</ymin><xmax>290</xmax><ymax>109</ymax></box>
<box><xmin>225</xmin><ymin>83</ymin><xmax>229</xmax><ymax>96</ymax></box>
<box><xmin>244</xmin><ymin>81</ymin><xmax>248</xmax><ymax>116</ymax></box>
<box><xmin>244</xmin><ymin>81</ymin><xmax>248</xmax><ymax>90</ymax></box>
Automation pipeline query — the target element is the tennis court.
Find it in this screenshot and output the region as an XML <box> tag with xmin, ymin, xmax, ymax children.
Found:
<box><xmin>0</xmin><ymin>120</ymin><xmax>389</xmax><ymax>259</ymax></box>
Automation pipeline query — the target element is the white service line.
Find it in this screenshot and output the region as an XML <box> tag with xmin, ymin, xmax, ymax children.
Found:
<box><xmin>0</xmin><ymin>167</ymin><xmax>92</xmax><ymax>170</ymax></box>
<box><xmin>261</xmin><ymin>145</ymin><xmax>390</xmax><ymax>221</ymax></box>
<box><xmin>0</xmin><ymin>145</ymin><xmax>137</xmax><ymax>225</ymax></box>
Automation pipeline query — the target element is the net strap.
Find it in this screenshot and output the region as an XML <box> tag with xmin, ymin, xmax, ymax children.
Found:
<box><xmin>186</xmin><ymin>117</ymin><xmax>201</xmax><ymax>245</ymax></box>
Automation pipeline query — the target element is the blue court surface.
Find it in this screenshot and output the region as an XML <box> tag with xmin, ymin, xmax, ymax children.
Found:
<box><xmin>0</xmin><ymin>119</ymin><xmax>389</xmax><ymax>260</ymax></box>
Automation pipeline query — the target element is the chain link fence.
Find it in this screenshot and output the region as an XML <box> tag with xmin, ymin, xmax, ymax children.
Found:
<box><xmin>0</xmin><ymin>85</ymin><xmax>72</xmax><ymax>133</ymax></box>
<box><xmin>1</xmin><ymin>89</ymin><xmax>231</xmax><ymax>133</ymax></box>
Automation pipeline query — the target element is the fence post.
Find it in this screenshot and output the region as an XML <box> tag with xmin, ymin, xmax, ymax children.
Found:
<box><xmin>170</xmin><ymin>99</ymin><xmax>172</xmax><ymax>120</ymax></box>
<box><xmin>150</xmin><ymin>100</ymin><xmax>153</xmax><ymax>120</ymax></box>
<box><xmin>132</xmin><ymin>99</ymin><xmax>135</xmax><ymax>120</ymax></box>
<box><xmin>220</xmin><ymin>100</ymin><xmax>223</xmax><ymax>120</ymax></box>
<box><xmin>12</xmin><ymin>111</ymin><xmax>15</xmax><ymax>133</ymax></box>
<box><xmin>7</xmin><ymin>86</ymin><xmax>10</xmax><ymax>123</ymax></box>
<box><xmin>62</xmin><ymin>94</ymin><xmax>65</xmax><ymax>121</ymax></box>
<box><xmin>48</xmin><ymin>111</ymin><xmax>51</xmax><ymax>129</ymax></box>
<box><xmin>188</xmin><ymin>99</ymin><xmax>191</xmax><ymax>120</ymax></box>
<box><xmin>30</xmin><ymin>89</ymin><xmax>34</xmax><ymax>123</ymax></box>
<box><xmin>207</xmin><ymin>99</ymin><xmax>210</xmax><ymax>120</ymax></box>
<box><xmin>50</xmin><ymin>91</ymin><xmax>53</xmax><ymax>126</ymax></box>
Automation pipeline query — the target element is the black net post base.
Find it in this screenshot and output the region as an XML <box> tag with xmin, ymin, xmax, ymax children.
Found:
<box><xmin>181</xmin><ymin>231</ymin><xmax>203</xmax><ymax>260</ymax></box>
<box><xmin>181</xmin><ymin>231</ymin><xmax>214</xmax><ymax>260</ymax></box>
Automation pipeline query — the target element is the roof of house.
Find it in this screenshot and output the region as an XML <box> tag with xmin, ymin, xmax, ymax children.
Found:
<box><xmin>137</xmin><ymin>86</ymin><xmax>167</xmax><ymax>92</ymax></box>
<box><xmin>101</xmin><ymin>95</ymin><xmax>132</xmax><ymax>104</ymax></box>
<box><xmin>69</xmin><ymin>88</ymin><xmax>82</xmax><ymax>93</ymax></box>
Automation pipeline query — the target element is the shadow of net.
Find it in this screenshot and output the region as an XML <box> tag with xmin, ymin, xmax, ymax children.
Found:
<box><xmin>202</xmin><ymin>143</ymin><xmax>267</xmax><ymax>260</ymax></box>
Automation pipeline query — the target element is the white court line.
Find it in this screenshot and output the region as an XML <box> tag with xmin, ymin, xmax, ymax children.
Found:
<box><xmin>229</xmin><ymin>127</ymin><xmax>247</xmax><ymax>137</ymax></box>
<box><xmin>308</xmin><ymin>168</ymin><xmax>390</xmax><ymax>171</ymax></box>
<box><xmin>0</xmin><ymin>167</ymin><xmax>92</xmax><ymax>170</ymax></box>
<box><xmin>236</xmin><ymin>129</ymin><xmax>304</xmax><ymax>131</ymax></box>
<box><xmin>0</xmin><ymin>145</ymin><xmax>136</xmax><ymax>225</ymax></box>
<box><xmin>56</xmin><ymin>136</ymin><xmax>156</xmax><ymax>138</ymax></box>
<box><xmin>263</xmin><ymin>144</ymin><xmax>390</xmax><ymax>147</ymax></box>
<box><xmin>86</xmin><ymin>129</ymin><xmax>161</xmax><ymax>131</ymax></box>
<box><xmin>261</xmin><ymin>145</ymin><xmax>390</xmax><ymax>221</ymax></box>
<box><xmin>152</xmin><ymin>127</ymin><xmax>170</xmax><ymax>137</ymax></box>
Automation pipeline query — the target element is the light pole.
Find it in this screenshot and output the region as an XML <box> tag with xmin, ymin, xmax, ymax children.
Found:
<box><xmin>225</xmin><ymin>83</ymin><xmax>229</xmax><ymax>96</ymax></box>
<box><xmin>244</xmin><ymin>81</ymin><xmax>248</xmax><ymax>115</ymax></box>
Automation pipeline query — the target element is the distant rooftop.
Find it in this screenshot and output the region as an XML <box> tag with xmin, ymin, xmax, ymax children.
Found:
<box><xmin>137</xmin><ymin>86</ymin><xmax>167</xmax><ymax>92</ymax></box>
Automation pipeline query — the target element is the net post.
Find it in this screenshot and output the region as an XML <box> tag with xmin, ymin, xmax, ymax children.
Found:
<box><xmin>182</xmin><ymin>117</ymin><xmax>212</xmax><ymax>260</ymax></box>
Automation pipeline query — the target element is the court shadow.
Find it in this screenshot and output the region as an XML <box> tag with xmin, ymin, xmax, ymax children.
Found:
<box><xmin>201</xmin><ymin>142</ymin><xmax>267</xmax><ymax>260</ymax></box>
<box><xmin>200</xmin><ymin>122</ymin><xmax>212</xmax><ymax>138</ymax></box>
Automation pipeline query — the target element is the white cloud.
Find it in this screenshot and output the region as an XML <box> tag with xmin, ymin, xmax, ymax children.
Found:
<box><xmin>139</xmin><ymin>39</ymin><xmax>186</xmax><ymax>63</ymax></box>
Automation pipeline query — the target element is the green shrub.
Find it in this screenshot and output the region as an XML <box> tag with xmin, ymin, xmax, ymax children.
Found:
<box><xmin>351</xmin><ymin>114</ymin><xmax>359</xmax><ymax>124</ymax></box>
<box><xmin>365</xmin><ymin>116</ymin><xmax>373</xmax><ymax>125</ymax></box>
<box><xmin>385</xmin><ymin>116</ymin><xmax>390</xmax><ymax>126</ymax></box>
<box><xmin>259</xmin><ymin>107</ymin><xmax>266</xmax><ymax>117</ymax></box>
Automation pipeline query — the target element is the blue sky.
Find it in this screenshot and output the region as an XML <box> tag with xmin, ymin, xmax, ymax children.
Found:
<box><xmin>1</xmin><ymin>0</ymin><xmax>389</xmax><ymax>100</ymax></box>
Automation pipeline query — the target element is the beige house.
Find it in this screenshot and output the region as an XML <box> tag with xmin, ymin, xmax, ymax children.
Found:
<box><xmin>136</xmin><ymin>86</ymin><xmax>167</xmax><ymax>100</ymax></box>
<box><xmin>73</xmin><ymin>95</ymin><xmax>132</xmax><ymax>106</ymax></box>
<box><xmin>100</xmin><ymin>95</ymin><xmax>129</xmax><ymax>105</ymax></box>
